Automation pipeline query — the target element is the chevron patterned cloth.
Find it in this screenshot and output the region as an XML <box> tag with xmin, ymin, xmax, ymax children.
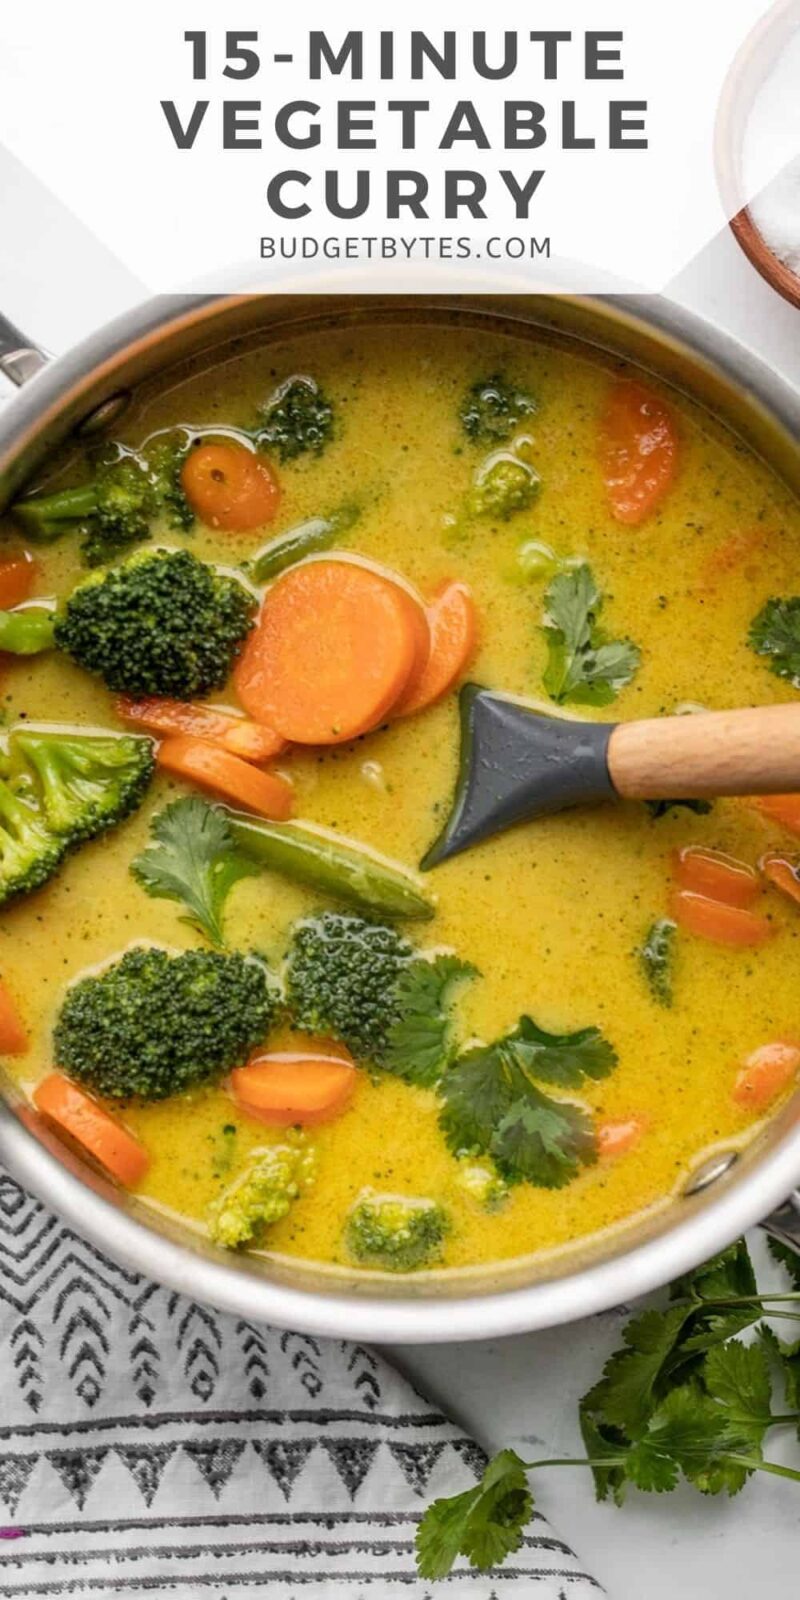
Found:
<box><xmin>0</xmin><ymin>1170</ymin><xmax>605</xmax><ymax>1597</ymax></box>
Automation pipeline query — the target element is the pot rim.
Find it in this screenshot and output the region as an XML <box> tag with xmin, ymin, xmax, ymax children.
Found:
<box><xmin>1</xmin><ymin>286</ymin><xmax>799</xmax><ymax>1341</ymax></box>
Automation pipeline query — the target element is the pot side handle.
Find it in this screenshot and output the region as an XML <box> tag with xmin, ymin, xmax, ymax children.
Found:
<box><xmin>0</xmin><ymin>313</ymin><xmax>49</xmax><ymax>387</ymax></box>
<box><xmin>760</xmin><ymin>1190</ymin><xmax>800</xmax><ymax>1256</ymax></box>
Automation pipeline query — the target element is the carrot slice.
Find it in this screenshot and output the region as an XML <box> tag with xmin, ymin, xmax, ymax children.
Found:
<box><xmin>669</xmin><ymin>889</ymin><xmax>774</xmax><ymax>947</ymax></box>
<box><xmin>394</xmin><ymin>581</ymin><xmax>478</xmax><ymax>718</ymax></box>
<box><xmin>754</xmin><ymin>794</ymin><xmax>800</xmax><ymax>836</ymax></box>
<box><xmin>157</xmin><ymin>736</ymin><xmax>293</xmax><ymax>819</ymax></box>
<box><xmin>597</xmin><ymin>1115</ymin><xmax>647</xmax><ymax>1159</ymax></box>
<box><xmin>235</xmin><ymin>560</ymin><xmax>419</xmax><ymax>744</ymax></box>
<box><xmin>181</xmin><ymin>442</ymin><xmax>280</xmax><ymax>532</ymax></box>
<box><xmin>0</xmin><ymin>980</ymin><xmax>27</xmax><ymax>1054</ymax></box>
<box><xmin>34</xmin><ymin>1074</ymin><xmax>149</xmax><ymax>1186</ymax></box>
<box><xmin>0</xmin><ymin>555</ymin><xmax>36</xmax><ymax>611</ymax></box>
<box><xmin>733</xmin><ymin>1042</ymin><xmax>800</xmax><ymax>1110</ymax></box>
<box><xmin>230</xmin><ymin>1052</ymin><xmax>357</xmax><ymax>1126</ymax></box>
<box><xmin>761</xmin><ymin>851</ymin><xmax>800</xmax><ymax>908</ymax></box>
<box><xmin>393</xmin><ymin>586</ymin><xmax>431</xmax><ymax>710</ymax></box>
<box><xmin>116</xmin><ymin>696</ymin><xmax>287</xmax><ymax>763</ymax></box>
<box><xmin>600</xmin><ymin>379</ymin><xmax>679</xmax><ymax>526</ymax></box>
<box><xmin>672</xmin><ymin>846</ymin><xmax>759</xmax><ymax>909</ymax></box>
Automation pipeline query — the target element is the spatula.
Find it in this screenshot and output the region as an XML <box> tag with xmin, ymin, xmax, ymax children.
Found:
<box><xmin>421</xmin><ymin>686</ymin><xmax>800</xmax><ymax>868</ymax></box>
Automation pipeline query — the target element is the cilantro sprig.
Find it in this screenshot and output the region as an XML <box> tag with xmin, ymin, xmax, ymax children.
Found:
<box><xmin>416</xmin><ymin>1237</ymin><xmax>800</xmax><ymax>1581</ymax></box>
<box><xmin>541</xmin><ymin>561</ymin><xmax>640</xmax><ymax>706</ymax></box>
<box><xmin>438</xmin><ymin>1016</ymin><xmax>617</xmax><ymax>1189</ymax></box>
<box><xmin>131</xmin><ymin>795</ymin><xmax>259</xmax><ymax>947</ymax></box>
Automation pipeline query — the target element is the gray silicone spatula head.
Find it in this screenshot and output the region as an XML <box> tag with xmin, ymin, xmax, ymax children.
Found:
<box><xmin>421</xmin><ymin>686</ymin><xmax>617</xmax><ymax>869</ymax></box>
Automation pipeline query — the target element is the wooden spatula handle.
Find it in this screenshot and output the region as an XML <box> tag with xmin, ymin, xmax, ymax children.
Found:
<box><xmin>608</xmin><ymin>704</ymin><xmax>800</xmax><ymax>800</ymax></box>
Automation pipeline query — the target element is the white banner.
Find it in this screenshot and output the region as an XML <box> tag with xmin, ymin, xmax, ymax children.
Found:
<box><xmin>0</xmin><ymin>0</ymin><xmax>796</xmax><ymax>294</ymax></box>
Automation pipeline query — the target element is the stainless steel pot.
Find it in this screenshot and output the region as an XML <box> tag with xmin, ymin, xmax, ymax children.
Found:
<box><xmin>1</xmin><ymin>290</ymin><xmax>799</xmax><ymax>1342</ymax></box>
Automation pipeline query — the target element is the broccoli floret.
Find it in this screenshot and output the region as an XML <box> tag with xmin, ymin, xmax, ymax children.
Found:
<box><xmin>467</xmin><ymin>453</ymin><xmax>541</xmax><ymax>522</ymax></box>
<box><xmin>455</xmin><ymin>1161</ymin><xmax>509</xmax><ymax>1212</ymax></box>
<box><xmin>285</xmin><ymin>912</ymin><xmax>413</xmax><ymax>1063</ymax></box>
<box><xmin>15</xmin><ymin>450</ymin><xmax>154</xmax><ymax>567</ymax></box>
<box><xmin>207</xmin><ymin>1142</ymin><xmax>317</xmax><ymax>1249</ymax></box>
<box><xmin>0</xmin><ymin>777</ymin><xmax>67</xmax><ymax>906</ymax></box>
<box><xmin>13</xmin><ymin>436</ymin><xmax>196</xmax><ymax>565</ymax></box>
<box><xmin>0</xmin><ymin>727</ymin><xmax>155</xmax><ymax>908</ymax></box>
<box><xmin>80</xmin><ymin>453</ymin><xmax>156</xmax><ymax>566</ymax></box>
<box><xmin>460</xmin><ymin>374</ymin><xmax>536</xmax><ymax>445</ymax></box>
<box><xmin>54</xmin><ymin>946</ymin><xmax>277</xmax><ymax>1101</ymax></box>
<box><xmin>143</xmin><ymin>434</ymin><xmax>195</xmax><ymax>533</ymax></box>
<box><xmin>54</xmin><ymin>548</ymin><xmax>256</xmax><ymax>698</ymax></box>
<box><xmin>13</xmin><ymin>730</ymin><xmax>154</xmax><ymax>844</ymax></box>
<box><xmin>255</xmin><ymin>376</ymin><xmax>334</xmax><ymax>462</ymax></box>
<box><xmin>345</xmin><ymin>1189</ymin><xmax>449</xmax><ymax>1272</ymax></box>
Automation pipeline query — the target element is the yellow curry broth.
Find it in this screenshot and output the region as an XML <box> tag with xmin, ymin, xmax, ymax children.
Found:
<box><xmin>2</xmin><ymin>318</ymin><xmax>800</xmax><ymax>1273</ymax></box>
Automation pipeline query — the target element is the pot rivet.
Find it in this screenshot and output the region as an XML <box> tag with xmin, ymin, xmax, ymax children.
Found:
<box><xmin>76</xmin><ymin>391</ymin><xmax>132</xmax><ymax>437</ymax></box>
<box><xmin>683</xmin><ymin>1151</ymin><xmax>739</xmax><ymax>1197</ymax></box>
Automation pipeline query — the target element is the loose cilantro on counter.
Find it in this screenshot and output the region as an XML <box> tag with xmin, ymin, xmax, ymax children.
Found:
<box><xmin>438</xmin><ymin>1016</ymin><xmax>617</xmax><ymax>1190</ymax></box>
<box><xmin>541</xmin><ymin>561</ymin><xmax>640</xmax><ymax>706</ymax></box>
<box><xmin>638</xmin><ymin>918</ymin><xmax>677</xmax><ymax>1007</ymax></box>
<box><xmin>416</xmin><ymin>1238</ymin><xmax>800</xmax><ymax>1581</ymax></box>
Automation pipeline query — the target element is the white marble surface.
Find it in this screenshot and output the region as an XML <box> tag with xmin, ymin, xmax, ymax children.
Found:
<box><xmin>1</xmin><ymin>183</ymin><xmax>799</xmax><ymax>1598</ymax></box>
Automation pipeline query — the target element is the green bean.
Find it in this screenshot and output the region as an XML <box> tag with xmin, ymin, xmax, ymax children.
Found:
<box><xmin>227</xmin><ymin>811</ymin><xmax>435</xmax><ymax>921</ymax></box>
<box><xmin>13</xmin><ymin>486</ymin><xmax>98</xmax><ymax>542</ymax></box>
<box><xmin>247</xmin><ymin>502</ymin><xmax>360</xmax><ymax>585</ymax></box>
<box><xmin>0</xmin><ymin>608</ymin><xmax>55</xmax><ymax>654</ymax></box>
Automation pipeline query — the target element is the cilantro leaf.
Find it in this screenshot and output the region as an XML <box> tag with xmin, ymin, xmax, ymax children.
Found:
<box><xmin>671</xmin><ymin>1241</ymin><xmax>762</xmax><ymax>1357</ymax></box>
<box><xmin>768</xmin><ymin>1236</ymin><xmax>800</xmax><ymax>1292</ymax></box>
<box><xmin>541</xmin><ymin>562</ymin><xmax>640</xmax><ymax>706</ymax></box>
<box><xmin>415</xmin><ymin>1448</ymin><xmax>531</xmax><ymax>1580</ymax></box>
<box><xmin>583</xmin><ymin>1304</ymin><xmax>692</xmax><ymax>1437</ymax></box>
<box><xmin>626</xmin><ymin>1385</ymin><xmax>752</xmax><ymax>1495</ymax></box>
<box><xmin>761</xmin><ymin>1323</ymin><xmax>800</xmax><ymax>1416</ymax></box>
<box><xmin>673</xmin><ymin>1240</ymin><xmax>758</xmax><ymax>1306</ymax></box>
<box><xmin>439</xmin><ymin>1041</ymin><xmax>518</xmax><ymax>1154</ymax></box>
<box><xmin>383</xmin><ymin>955</ymin><xmax>477</xmax><ymax>1086</ymax></box>
<box><xmin>638</xmin><ymin>918</ymin><xmax>676</xmax><ymax>1007</ymax></box>
<box><xmin>578</xmin><ymin>1404</ymin><xmax>630</xmax><ymax>1505</ymax></box>
<box><xmin>749</xmin><ymin>597</ymin><xmax>800</xmax><ymax>687</ymax></box>
<box><xmin>504</xmin><ymin>1015</ymin><xmax>618</xmax><ymax>1089</ymax></box>
<box><xmin>491</xmin><ymin>1093</ymin><xmax>595</xmax><ymax>1188</ymax></box>
<box><xmin>763</xmin><ymin>1245</ymin><xmax>800</xmax><ymax>1418</ymax></box>
<box><xmin>703</xmin><ymin>1340</ymin><xmax>771</xmax><ymax>1459</ymax></box>
<box><xmin>131</xmin><ymin>795</ymin><xmax>259</xmax><ymax>947</ymax></box>
<box><xmin>438</xmin><ymin>1013</ymin><xmax>615</xmax><ymax>1188</ymax></box>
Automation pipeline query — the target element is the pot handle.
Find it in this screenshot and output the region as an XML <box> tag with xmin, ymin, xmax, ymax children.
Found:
<box><xmin>760</xmin><ymin>1190</ymin><xmax>800</xmax><ymax>1255</ymax></box>
<box><xmin>0</xmin><ymin>313</ymin><xmax>49</xmax><ymax>387</ymax></box>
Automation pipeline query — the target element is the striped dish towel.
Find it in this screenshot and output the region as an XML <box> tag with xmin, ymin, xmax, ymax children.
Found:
<box><xmin>0</xmin><ymin>1170</ymin><xmax>604</xmax><ymax>1597</ymax></box>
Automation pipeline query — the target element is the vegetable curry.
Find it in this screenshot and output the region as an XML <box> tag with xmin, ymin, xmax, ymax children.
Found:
<box><xmin>2</xmin><ymin>314</ymin><xmax>800</xmax><ymax>1280</ymax></box>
